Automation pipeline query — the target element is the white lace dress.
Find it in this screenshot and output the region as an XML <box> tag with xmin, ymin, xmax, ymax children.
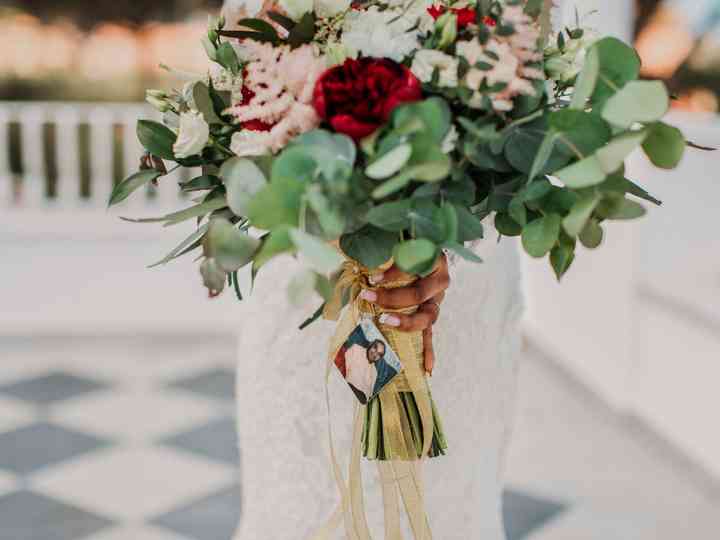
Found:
<box><xmin>232</xmin><ymin>232</ymin><xmax>524</xmax><ymax>540</ymax></box>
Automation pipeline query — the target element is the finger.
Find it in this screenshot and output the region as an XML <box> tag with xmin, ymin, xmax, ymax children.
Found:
<box><xmin>363</xmin><ymin>262</ymin><xmax>449</xmax><ymax>309</ymax></box>
<box><xmin>369</xmin><ymin>252</ymin><xmax>447</xmax><ymax>286</ymax></box>
<box><xmin>423</xmin><ymin>326</ymin><xmax>435</xmax><ymax>375</ymax></box>
<box><xmin>377</xmin><ymin>294</ymin><xmax>443</xmax><ymax>332</ymax></box>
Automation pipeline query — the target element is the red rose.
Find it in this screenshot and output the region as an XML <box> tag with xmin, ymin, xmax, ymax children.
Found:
<box><xmin>427</xmin><ymin>5</ymin><xmax>496</xmax><ymax>28</ymax></box>
<box><xmin>312</xmin><ymin>58</ymin><xmax>422</xmax><ymax>141</ymax></box>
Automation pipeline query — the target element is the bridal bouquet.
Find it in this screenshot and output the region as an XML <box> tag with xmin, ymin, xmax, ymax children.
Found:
<box><xmin>110</xmin><ymin>0</ymin><xmax>699</xmax><ymax>535</ymax></box>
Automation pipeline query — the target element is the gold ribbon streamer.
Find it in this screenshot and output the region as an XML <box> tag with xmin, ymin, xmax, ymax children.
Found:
<box><xmin>312</xmin><ymin>258</ymin><xmax>434</xmax><ymax>540</ymax></box>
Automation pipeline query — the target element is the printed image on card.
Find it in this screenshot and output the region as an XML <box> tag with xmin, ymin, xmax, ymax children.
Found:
<box><xmin>334</xmin><ymin>318</ymin><xmax>403</xmax><ymax>404</ymax></box>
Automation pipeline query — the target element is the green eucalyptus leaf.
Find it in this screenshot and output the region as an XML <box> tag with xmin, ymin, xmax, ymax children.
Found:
<box><xmin>252</xmin><ymin>226</ymin><xmax>295</xmax><ymax>271</ymax></box>
<box><xmin>571</xmin><ymin>45</ymin><xmax>600</xmax><ymax>109</ymax></box>
<box><xmin>642</xmin><ymin>122</ymin><xmax>686</xmax><ymax>169</ymax></box>
<box><xmin>289</xmin><ymin>229</ymin><xmax>344</xmax><ymax>274</ymax></box>
<box><xmin>109</xmin><ymin>170</ymin><xmax>162</xmax><ymax>207</ymax></box>
<box><xmin>443</xmin><ymin>241</ymin><xmax>483</xmax><ymax>263</ymax></box>
<box><xmin>206</xmin><ymin>218</ymin><xmax>260</xmax><ymax>272</ymax></box>
<box><xmin>554</xmin><ymin>155</ymin><xmax>606</xmax><ymax>188</ymax></box>
<box><xmin>365</xmin><ymin>143</ymin><xmax>412</xmax><ymax>180</ymax></box>
<box><xmin>340</xmin><ymin>225</ymin><xmax>397</xmax><ymax>269</ymax></box>
<box><xmin>563</xmin><ymin>194</ymin><xmax>601</xmax><ymax>237</ymax></box>
<box><xmin>603</xmin><ymin>198</ymin><xmax>647</xmax><ymax>220</ymax></box>
<box><xmin>601</xmin><ymin>80</ymin><xmax>669</xmax><ymax>128</ymax></box>
<box><xmin>221</xmin><ymin>157</ymin><xmax>268</xmax><ymax>217</ymax></box>
<box><xmin>495</xmin><ymin>212</ymin><xmax>522</xmax><ymax>236</ymax></box>
<box><xmin>596</xmin><ymin>130</ymin><xmax>648</xmax><ymax>172</ymax></box>
<box><xmin>522</xmin><ymin>214</ymin><xmax>562</xmax><ymax>258</ymax></box>
<box><xmin>137</xmin><ymin>120</ymin><xmax>176</xmax><ymax>160</ymax></box>
<box><xmin>392</xmin><ymin>97</ymin><xmax>451</xmax><ymax>143</ymax></box>
<box><xmin>579</xmin><ymin>219</ymin><xmax>604</xmax><ymax>248</ymax></box>
<box><xmin>393</xmin><ymin>239</ymin><xmax>439</xmax><ymax>275</ymax></box>
<box><xmin>371</xmin><ymin>170</ymin><xmax>414</xmax><ymax>199</ymax></box>
<box><xmin>455</xmin><ymin>205</ymin><xmax>484</xmax><ymax>242</ymax></box>
<box><xmin>590</xmin><ymin>37</ymin><xmax>641</xmax><ymax>104</ymax></box>
<box><xmin>550</xmin><ymin>242</ymin><xmax>575</xmax><ymax>280</ymax></box>
<box><xmin>366</xmin><ymin>199</ymin><xmax>413</xmax><ymax>232</ymax></box>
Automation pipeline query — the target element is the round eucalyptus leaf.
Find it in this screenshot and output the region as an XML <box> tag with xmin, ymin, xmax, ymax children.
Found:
<box><xmin>562</xmin><ymin>194</ymin><xmax>601</xmax><ymax>238</ymax></box>
<box><xmin>579</xmin><ymin>219</ymin><xmax>604</xmax><ymax>249</ymax></box>
<box><xmin>642</xmin><ymin>122</ymin><xmax>686</xmax><ymax>169</ymax></box>
<box><xmin>393</xmin><ymin>239</ymin><xmax>439</xmax><ymax>275</ymax></box>
<box><xmin>589</xmin><ymin>37</ymin><xmax>641</xmax><ymax>104</ymax></box>
<box><xmin>205</xmin><ymin>218</ymin><xmax>260</xmax><ymax>272</ymax></box>
<box><xmin>601</xmin><ymin>81</ymin><xmax>669</xmax><ymax>129</ymax></box>
<box><xmin>596</xmin><ymin>130</ymin><xmax>648</xmax><ymax>173</ymax></box>
<box><xmin>366</xmin><ymin>199</ymin><xmax>413</xmax><ymax>232</ymax></box>
<box><xmin>494</xmin><ymin>212</ymin><xmax>522</xmax><ymax>237</ymax></box>
<box><xmin>554</xmin><ymin>155</ymin><xmax>606</xmax><ymax>188</ymax></box>
<box><xmin>571</xmin><ymin>45</ymin><xmax>600</xmax><ymax>109</ymax></box>
<box><xmin>221</xmin><ymin>157</ymin><xmax>268</xmax><ymax>217</ymax></box>
<box><xmin>340</xmin><ymin>225</ymin><xmax>398</xmax><ymax>269</ymax></box>
<box><xmin>289</xmin><ymin>229</ymin><xmax>344</xmax><ymax>274</ymax></box>
<box><xmin>365</xmin><ymin>143</ymin><xmax>413</xmax><ymax>180</ymax></box>
<box><xmin>521</xmin><ymin>214</ymin><xmax>562</xmax><ymax>258</ymax></box>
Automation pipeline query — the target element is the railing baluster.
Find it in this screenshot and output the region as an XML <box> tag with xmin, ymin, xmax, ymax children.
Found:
<box><xmin>53</xmin><ymin>105</ymin><xmax>82</xmax><ymax>206</ymax></box>
<box><xmin>88</xmin><ymin>105</ymin><xmax>115</xmax><ymax>208</ymax></box>
<box><xmin>18</xmin><ymin>104</ymin><xmax>48</xmax><ymax>208</ymax></box>
<box><xmin>0</xmin><ymin>107</ymin><xmax>12</xmax><ymax>207</ymax></box>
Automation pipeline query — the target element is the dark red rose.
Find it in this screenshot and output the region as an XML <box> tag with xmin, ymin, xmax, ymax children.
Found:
<box><xmin>427</xmin><ymin>5</ymin><xmax>496</xmax><ymax>28</ymax></box>
<box><xmin>313</xmin><ymin>58</ymin><xmax>422</xmax><ymax>141</ymax></box>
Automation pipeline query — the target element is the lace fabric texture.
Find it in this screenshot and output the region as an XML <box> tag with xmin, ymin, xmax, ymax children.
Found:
<box><xmin>232</xmin><ymin>231</ymin><xmax>524</xmax><ymax>540</ymax></box>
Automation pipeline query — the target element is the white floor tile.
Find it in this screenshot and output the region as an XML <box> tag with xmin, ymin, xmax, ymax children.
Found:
<box><xmin>84</xmin><ymin>524</ymin><xmax>189</xmax><ymax>540</ymax></box>
<box><xmin>30</xmin><ymin>446</ymin><xmax>235</xmax><ymax>520</ymax></box>
<box><xmin>50</xmin><ymin>388</ymin><xmax>223</xmax><ymax>442</ymax></box>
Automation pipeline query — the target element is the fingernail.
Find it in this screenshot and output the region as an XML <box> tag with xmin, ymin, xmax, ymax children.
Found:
<box><xmin>360</xmin><ymin>290</ymin><xmax>377</xmax><ymax>302</ymax></box>
<box><xmin>369</xmin><ymin>273</ymin><xmax>384</xmax><ymax>285</ymax></box>
<box><xmin>379</xmin><ymin>314</ymin><xmax>400</xmax><ymax>327</ymax></box>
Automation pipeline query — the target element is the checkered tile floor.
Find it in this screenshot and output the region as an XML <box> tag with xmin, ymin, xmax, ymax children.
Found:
<box><xmin>0</xmin><ymin>336</ymin><xmax>565</xmax><ymax>540</ymax></box>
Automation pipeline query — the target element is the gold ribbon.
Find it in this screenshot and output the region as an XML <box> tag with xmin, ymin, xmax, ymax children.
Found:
<box><xmin>312</xmin><ymin>258</ymin><xmax>434</xmax><ymax>540</ymax></box>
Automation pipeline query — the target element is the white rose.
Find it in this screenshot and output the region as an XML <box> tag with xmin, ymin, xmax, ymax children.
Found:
<box><xmin>315</xmin><ymin>0</ymin><xmax>352</xmax><ymax>18</ymax></box>
<box><xmin>173</xmin><ymin>111</ymin><xmax>210</xmax><ymax>159</ymax></box>
<box><xmin>411</xmin><ymin>49</ymin><xmax>459</xmax><ymax>87</ymax></box>
<box><xmin>280</xmin><ymin>0</ymin><xmax>314</xmax><ymax>21</ymax></box>
<box><xmin>342</xmin><ymin>7</ymin><xmax>420</xmax><ymax>62</ymax></box>
<box><xmin>230</xmin><ymin>130</ymin><xmax>271</xmax><ymax>157</ymax></box>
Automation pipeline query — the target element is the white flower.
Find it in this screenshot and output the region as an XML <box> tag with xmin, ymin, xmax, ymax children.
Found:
<box><xmin>442</xmin><ymin>124</ymin><xmax>458</xmax><ymax>153</ymax></box>
<box><xmin>280</xmin><ymin>0</ymin><xmax>314</xmax><ymax>21</ymax></box>
<box><xmin>173</xmin><ymin>111</ymin><xmax>210</xmax><ymax>159</ymax></box>
<box><xmin>223</xmin><ymin>0</ymin><xmax>264</xmax><ymax>18</ymax></box>
<box><xmin>411</xmin><ymin>49</ymin><xmax>459</xmax><ymax>87</ymax></box>
<box><xmin>341</xmin><ymin>6</ymin><xmax>420</xmax><ymax>62</ymax></box>
<box><xmin>383</xmin><ymin>0</ymin><xmax>435</xmax><ymax>33</ymax></box>
<box><xmin>208</xmin><ymin>64</ymin><xmax>244</xmax><ymax>105</ymax></box>
<box><xmin>315</xmin><ymin>0</ymin><xmax>352</xmax><ymax>18</ymax></box>
<box><xmin>230</xmin><ymin>130</ymin><xmax>271</xmax><ymax>157</ymax></box>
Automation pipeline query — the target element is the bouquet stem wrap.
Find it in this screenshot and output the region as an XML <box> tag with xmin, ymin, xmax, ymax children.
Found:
<box><xmin>316</xmin><ymin>257</ymin><xmax>447</xmax><ymax>539</ymax></box>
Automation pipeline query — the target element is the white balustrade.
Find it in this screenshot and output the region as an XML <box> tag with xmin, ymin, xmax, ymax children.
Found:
<box><xmin>0</xmin><ymin>101</ymin><xmax>185</xmax><ymax>211</ymax></box>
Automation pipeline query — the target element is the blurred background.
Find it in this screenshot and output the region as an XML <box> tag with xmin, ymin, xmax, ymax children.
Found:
<box><xmin>0</xmin><ymin>1</ymin><xmax>718</xmax><ymax>539</ymax></box>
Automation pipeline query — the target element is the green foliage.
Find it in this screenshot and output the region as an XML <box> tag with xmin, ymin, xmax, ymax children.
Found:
<box><xmin>137</xmin><ymin>120</ymin><xmax>176</xmax><ymax>160</ymax></box>
<box><xmin>108</xmin><ymin>170</ymin><xmax>162</xmax><ymax>207</ymax></box>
